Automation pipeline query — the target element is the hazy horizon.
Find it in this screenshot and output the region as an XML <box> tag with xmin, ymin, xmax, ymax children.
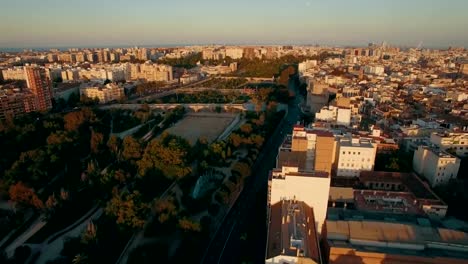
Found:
<box><xmin>1</xmin><ymin>0</ymin><xmax>468</xmax><ymax>49</ymax></box>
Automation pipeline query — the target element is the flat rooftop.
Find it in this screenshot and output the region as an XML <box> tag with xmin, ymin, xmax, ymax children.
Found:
<box><xmin>360</xmin><ymin>171</ymin><xmax>444</xmax><ymax>202</ymax></box>
<box><xmin>354</xmin><ymin>189</ymin><xmax>426</xmax><ymax>215</ymax></box>
<box><xmin>271</xmin><ymin>168</ymin><xmax>329</xmax><ymax>179</ymax></box>
<box><xmin>327</xmin><ymin>219</ymin><xmax>468</xmax><ymax>260</ymax></box>
<box><xmin>267</xmin><ymin>200</ymin><xmax>320</xmax><ymax>263</ymax></box>
<box><xmin>339</xmin><ymin>138</ymin><xmax>374</xmax><ymax>148</ymax></box>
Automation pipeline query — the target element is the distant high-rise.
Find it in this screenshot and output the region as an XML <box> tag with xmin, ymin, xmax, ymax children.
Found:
<box><xmin>25</xmin><ymin>66</ymin><xmax>53</xmax><ymax>111</ymax></box>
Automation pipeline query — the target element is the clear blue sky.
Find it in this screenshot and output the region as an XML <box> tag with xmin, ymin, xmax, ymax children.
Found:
<box><xmin>1</xmin><ymin>0</ymin><xmax>467</xmax><ymax>48</ymax></box>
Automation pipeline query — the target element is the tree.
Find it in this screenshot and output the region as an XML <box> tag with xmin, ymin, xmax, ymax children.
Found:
<box><xmin>154</xmin><ymin>197</ymin><xmax>178</xmax><ymax>224</ymax></box>
<box><xmin>9</xmin><ymin>182</ymin><xmax>44</xmax><ymax>209</ymax></box>
<box><xmin>105</xmin><ymin>188</ymin><xmax>149</xmax><ymax>229</ymax></box>
<box><xmin>178</xmin><ymin>218</ymin><xmax>201</xmax><ymax>232</ymax></box>
<box><xmin>232</xmin><ymin>162</ymin><xmax>251</xmax><ymax>179</ymax></box>
<box><xmin>81</xmin><ymin>221</ymin><xmax>98</xmax><ymax>245</ymax></box>
<box><xmin>138</xmin><ymin>133</ymin><xmax>191</xmax><ymax>179</ymax></box>
<box><xmin>107</xmin><ymin>135</ymin><xmax>122</xmax><ymax>159</ymax></box>
<box><xmin>385</xmin><ymin>157</ymin><xmax>400</xmax><ymax>171</ymax></box>
<box><xmin>72</xmin><ymin>253</ymin><xmax>89</xmax><ymax>264</ymax></box>
<box><xmin>250</xmin><ymin>134</ymin><xmax>264</xmax><ymax>148</ymax></box>
<box><xmin>122</xmin><ymin>136</ymin><xmax>142</xmax><ymax>161</ymax></box>
<box><xmin>90</xmin><ymin>131</ymin><xmax>104</xmax><ymax>154</ymax></box>
<box><xmin>240</xmin><ymin>124</ymin><xmax>253</xmax><ymax>134</ymax></box>
<box><xmin>64</xmin><ymin>108</ymin><xmax>96</xmax><ymax>131</ymax></box>
<box><xmin>5</xmin><ymin>148</ymin><xmax>49</xmax><ymax>186</ymax></box>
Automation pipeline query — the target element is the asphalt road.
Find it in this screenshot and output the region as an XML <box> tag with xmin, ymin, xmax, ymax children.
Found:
<box><xmin>201</xmin><ymin>78</ymin><xmax>302</xmax><ymax>264</ymax></box>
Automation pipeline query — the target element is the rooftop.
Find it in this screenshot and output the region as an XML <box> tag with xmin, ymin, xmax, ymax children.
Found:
<box><xmin>327</xmin><ymin>219</ymin><xmax>468</xmax><ymax>260</ymax></box>
<box><xmin>267</xmin><ymin>200</ymin><xmax>321</xmax><ymax>263</ymax></box>
<box><xmin>359</xmin><ymin>171</ymin><xmax>443</xmax><ymax>201</ymax></box>
<box><xmin>339</xmin><ymin>138</ymin><xmax>374</xmax><ymax>148</ymax></box>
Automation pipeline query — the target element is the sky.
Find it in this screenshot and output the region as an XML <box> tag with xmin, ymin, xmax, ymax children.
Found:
<box><xmin>1</xmin><ymin>0</ymin><xmax>467</xmax><ymax>49</ymax></box>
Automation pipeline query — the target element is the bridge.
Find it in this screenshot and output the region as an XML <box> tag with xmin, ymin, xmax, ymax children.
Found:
<box><xmin>100</xmin><ymin>103</ymin><xmax>255</xmax><ymax>112</ymax></box>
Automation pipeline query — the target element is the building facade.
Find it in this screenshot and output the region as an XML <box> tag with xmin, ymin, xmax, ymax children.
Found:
<box><xmin>335</xmin><ymin>137</ymin><xmax>376</xmax><ymax>177</ymax></box>
<box><xmin>25</xmin><ymin>66</ymin><xmax>53</xmax><ymax>111</ymax></box>
<box><xmin>413</xmin><ymin>145</ymin><xmax>460</xmax><ymax>187</ymax></box>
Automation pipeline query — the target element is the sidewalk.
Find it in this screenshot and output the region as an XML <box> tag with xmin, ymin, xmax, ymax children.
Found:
<box><xmin>33</xmin><ymin>207</ymin><xmax>103</xmax><ymax>264</ymax></box>
<box><xmin>5</xmin><ymin>217</ymin><xmax>46</xmax><ymax>258</ymax></box>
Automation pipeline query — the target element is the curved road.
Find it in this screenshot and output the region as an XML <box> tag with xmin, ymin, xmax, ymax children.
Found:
<box><xmin>201</xmin><ymin>78</ymin><xmax>302</xmax><ymax>264</ymax></box>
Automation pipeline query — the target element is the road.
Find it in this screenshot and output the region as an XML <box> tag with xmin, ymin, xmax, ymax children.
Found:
<box><xmin>200</xmin><ymin>77</ymin><xmax>302</xmax><ymax>264</ymax></box>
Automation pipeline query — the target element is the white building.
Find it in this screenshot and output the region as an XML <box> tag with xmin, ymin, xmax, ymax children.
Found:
<box><xmin>413</xmin><ymin>145</ymin><xmax>461</xmax><ymax>187</ymax></box>
<box><xmin>80</xmin><ymin>83</ymin><xmax>124</xmax><ymax>104</ymax></box>
<box><xmin>1</xmin><ymin>67</ymin><xmax>26</xmax><ymax>80</ymax></box>
<box><xmin>363</xmin><ymin>65</ymin><xmax>385</xmax><ymax>75</ymax></box>
<box><xmin>106</xmin><ymin>68</ymin><xmax>126</xmax><ymax>82</ymax></box>
<box><xmin>269</xmin><ymin>165</ymin><xmax>330</xmax><ymax>235</ymax></box>
<box><xmin>430</xmin><ymin>132</ymin><xmax>468</xmax><ymax>158</ymax></box>
<box><xmin>315</xmin><ymin>105</ymin><xmax>351</xmax><ymax>127</ymax></box>
<box><xmin>335</xmin><ymin>137</ymin><xmax>377</xmax><ymax>177</ymax></box>
<box><xmin>79</xmin><ymin>68</ymin><xmax>108</xmax><ymax>81</ymax></box>
<box><xmin>61</xmin><ymin>69</ymin><xmax>79</xmax><ymax>81</ymax></box>
<box><xmin>298</xmin><ymin>60</ymin><xmax>318</xmax><ymax>75</ymax></box>
<box><xmin>225</xmin><ymin>47</ymin><xmax>244</xmax><ymax>59</ymax></box>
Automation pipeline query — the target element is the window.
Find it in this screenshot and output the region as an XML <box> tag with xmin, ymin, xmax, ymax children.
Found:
<box><xmin>353</xmin><ymin>152</ymin><xmax>356</xmax><ymax>155</ymax></box>
<box><xmin>341</xmin><ymin>163</ymin><xmax>344</xmax><ymax>166</ymax></box>
<box><xmin>349</xmin><ymin>151</ymin><xmax>351</xmax><ymax>154</ymax></box>
<box><xmin>358</xmin><ymin>152</ymin><xmax>361</xmax><ymax>155</ymax></box>
<box><xmin>343</xmin><ymin>151</ymin><xmax>345</xmax><ymax>155</ymax></box>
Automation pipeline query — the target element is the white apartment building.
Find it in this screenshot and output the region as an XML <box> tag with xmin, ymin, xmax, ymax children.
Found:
<box><xmin>430</xmin><ymin>132</ymin><xmax>468</xmax><ymax>157</ymax></box>
<box><xmin>335</xmin><ymin>137</ymin><xmax>377</xmax><ymax>177</ymax></box>
<box><xmin>315</xmin><ymin>105</ymin><xmax>351</xmax><ymax>127</ymax></box>
<box><xmin>363</xmin><ymin>65</ymin><xmax>385</xmax><ymax>75</ymax></box>
<box><xmin>225</xmin><ymin>47</ymin><xmax>243</xmax><ymax>59</ymax></box>
<box><xmin>80</xmin><ymin>83</ymin><xmax>124</xmax><ymax>104</ymax></box>
<box><xmin>61</xmin><ymin>69</ymin><xmax>79</xmax><ymax>81</ymax></box>
<box><xmin>128</xmin><ymin>63</ymin><xmax>173</xmax><ymax>82</ymax></box>
<box><xmin>269</xmin><ymin>165</ymin><xmax>330</xmax><ymax>235</ymax></box>
<box><xmin>413</xmin><ymin>145</ymin><xmax>461</xmax><ymax>187</ymax></box>
<box><xmin>79</xmin><ymin>68</ymin><xmax>108</xmax><ymax>81</ymax></box>
<box><xmin>106</xmin><ymin>69</ymin><xmax>126</xmax><ymax>82</ymax></box>
<box><xmin>1</xmin><ymin>67</ymin><xmax>26</xmax><ymax>80</ymax></box>
<box><xmin>298</xmin><ymin>59</ymin><xmax>318</xmax><ymax>75</ymax></box>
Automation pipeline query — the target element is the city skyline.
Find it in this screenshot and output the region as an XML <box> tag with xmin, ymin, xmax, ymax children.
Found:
<box><xmin>1</xmin><ymin>0</ymin><xmax>468</xmax><ymax>49</ymax></box>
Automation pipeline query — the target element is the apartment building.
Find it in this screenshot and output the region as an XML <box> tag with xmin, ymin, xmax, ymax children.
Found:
<box><xmin>269</xmin><ymin>165</ymin><xmax>330</xmax><ymax>235</ymax></box>
<box><xmin>25</xmin><ymin>66</ymin><xmax>53</xmax><ymax>111</ymax></box>
<box><xmin>413</xmin><ymin>145</ymin><xmax>460</xmax><ymax>187</ymax></box>
<box><xmin>335</xmin><ymin>137</ymin><xmax>376</xmax><ymax>177</ymax></box>
<box><xmin>128</xmin><ymin>63</ymin><xmax>173</xmax><ymax>82</ymax></box>
<box><xmin>315</xmin><ymin>106</ymin><xmax>352</xmax><ymax>127</ymax></box>
<box><xmin>430</xmin><ymin>132</ymin><xmax>468</xmax><ymax>157</ymax></box>
<box><xmin>0</xmin><ymin>90</ymin><xmax>36</xmax><ymax>120</ymax></box>
<box><xmin>1</xmin><ymin>67</ymin><xmax>26</xmax><ymax>80</ymax></box>
<box><xmin>278</xmin><ymin>126</ymin><xmax>336</xmax><ymax>175</ymax></box>
<box><xmin>225</xmin><ymin>47</ymin><xmax>243</xmax><ymax>59</ymax></box>
<box><xmin>80</xmin><ymin>83</ymin><xmax>124</xmax><ymax>104</ymax></box>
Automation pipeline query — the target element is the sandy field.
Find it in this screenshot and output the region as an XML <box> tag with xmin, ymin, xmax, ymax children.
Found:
<box><xmin>165</xmin><ymin>112</ymin><xmax>238</xmax><ymax>144</ymax></box>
